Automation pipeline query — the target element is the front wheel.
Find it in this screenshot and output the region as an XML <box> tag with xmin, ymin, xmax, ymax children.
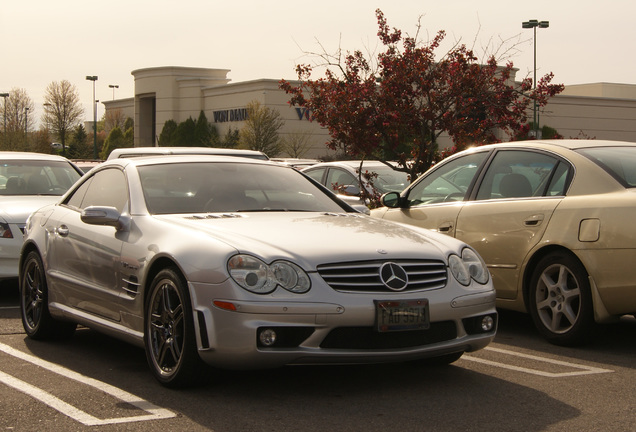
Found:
<box><xmin>144</xmin><ymin>268</ymin><xmax>206</xmax><ymax>388</ymax></box>
<box><xmin>20</xmin><ymin>251</ymin><xmax>76</xmax><ymax>339</ymax></box>
<box><xmin>528</xmin><ymin>252</ymin><xmax>595</xmax><ymax>346</ymax></box>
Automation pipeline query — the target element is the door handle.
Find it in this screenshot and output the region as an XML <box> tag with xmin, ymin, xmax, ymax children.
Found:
<box><xmin>524</xmin><ymin>214</ymin><xmax>544</xmax><ymax>227</ymax></box>
<box><xmin>438</xmin><ymin>223</ymin><xmax>453</xmax><ymax>233</ymax></box>
<box><xmin>56</xmin><ymin>225</ymin><xmax>69</xmax><ymax>237</ymax></box>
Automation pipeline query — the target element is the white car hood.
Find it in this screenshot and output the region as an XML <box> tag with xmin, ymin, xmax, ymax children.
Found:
<box><xmin>0</xmin><ymin>196</ymin><xmax>59</xmax><ymax>224</ymax></box>
<box><xmin>157</xmin><ymin>212</ymin><xmax>462</xmax><ymax>268</ymax></box>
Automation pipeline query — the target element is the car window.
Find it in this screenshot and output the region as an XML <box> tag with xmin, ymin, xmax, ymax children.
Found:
<box><xmin>0</xmin><ymin>160</ymin><xmax>81</xmax><ymax>196</ymax></box>
<box><xmin>65</xmin><ymin>168</ymin><xmax>128</xmax><ymax>212</ymax></box>
<box><xmin>303</xmin><ymin>167</ymin><xmax>326</xmax><ymax>183</ymax></box>
<box><xmin>407</xmin><ymin>152</ymin><xmax>488</xmax><ymax>206</ymax></box>
<box><xmin>475</xmin><ymin>150</ymin><xmax>565</xmax><ymax>200</ymax></box>
<box><xmin>326</xmin><ymin>169</ymin><xmax>357</xmax><ymax>192</ymax></box>
<box><xmin>577</xmin><ymin>146</ymin><xmax>636</xmax><ymax>187</ymax></box>
<box><xmin>138</xmin><ymin>162</ymin><xmax>348</xmax><ymax>214</ymax></box>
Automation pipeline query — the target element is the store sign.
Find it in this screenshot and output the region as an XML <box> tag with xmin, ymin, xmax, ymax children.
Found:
<box><xmin>295</xmin><ymin>107</ymin><xmax>313</xmax><ymax>121</ymax></box>
<box><xmin>213</xmin><ymin>108</ymin><xmax>249</xmax><ymax>123</ymax></box>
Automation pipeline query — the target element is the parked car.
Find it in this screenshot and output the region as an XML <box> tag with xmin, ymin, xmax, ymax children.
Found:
<box><xmin>20</xmin><ymin>155</ymin><xmax>496</xmax><ymax>387</ymax></box>
<box><xmin>107</xmin><ymin>146</ymin><xmax>269</xmax><ymax>160</ymax></box>
<box><xmin>0</xmin><ymin>152</ymin><xmax>83</xmax><ymax>283</ymax></box>
<box><xmin>302</xmin><ymin>160</ymin><xmax>410</xmax><ymax>207</ymax></box>
<box><xmin>372</xmin><ymin>139</ymin><xmax>636</xmax><ymax>346</ymax></box>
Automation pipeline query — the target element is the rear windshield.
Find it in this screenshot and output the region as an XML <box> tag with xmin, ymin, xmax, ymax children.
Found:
<box><xmin>577</xmin><ymin>147</ymin><xmax>636</xmax><ymax>187</ymax></box>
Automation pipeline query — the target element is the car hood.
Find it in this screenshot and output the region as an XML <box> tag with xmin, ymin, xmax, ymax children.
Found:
<box><xmin>0</xmin><ymin>196</ymin><xmax>59</xmax><ymax>223</ymax></box>
<box><xmin>155</xmin><ymin>212</ymin><xmax>462</xmax><ymax>269</ymax></box>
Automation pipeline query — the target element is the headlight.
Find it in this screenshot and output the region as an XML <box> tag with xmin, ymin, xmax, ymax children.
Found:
<box><xmin>448</xmin><ymin>248</ymin><xmax>489</xmax><ymax>286</ymax></box>
<box><xmin>228</xmin><ymin>255</ymin><xmax>311</xmax><ymax>294</ymax></box>
<box><xmin>0</xmin><ymin>222</ymin><xmax>13</xmax><ymax>239</ymax></box>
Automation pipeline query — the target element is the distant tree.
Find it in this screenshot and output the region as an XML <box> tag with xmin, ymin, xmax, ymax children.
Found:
<box><xmin>158</xmin><ymin>120</ymin><xmax>178</xmax><ymax>146</ymax></box>
<box><xmin>104</xmin><ymin>108</ymin><xmax>126</xmax><ymax>134</ymax></box>
<box><xmin>214</xmin><ymin>127</ymin><xmax>239</xmax><ymax>148</ymax></box>
<box><xmin>280</xmin><ymin>9</ymin><xmax>564</xmax><ymax>181</ymax></box>
<box><xmin>239</xmin><ymin>100</ymin><xmax>285</xmax><ymax>157</ymax></box>
<box><xmin>194</xmin><ymin>110</ymin><xmax>219</xmax><ymax>146</ymax></box>
<box><xmin>42</xmin><ymin>80</ymin><xmax>84</xmax><ymax>155</ymax></box>
<box><xmin>174</xmin><ymin>117</ymin><xmax>196</xmax><ymax>146</ymax></box>
<box><xmin>124</xmin><ymin>117</ymin><xmax>134</xmax><ymax>132</ymax></box>
<box><xmin>100</xmin><ymin>126</ymin><xmax>132</xmax><ymax>159</ymax></box>
<box><xmin>280</xmin><ymin>130</ymin><xmax>313</xmax><ymax>157</ymax></box>
<box><xmin>67</xmin><ymin>124</ymin><xmax>92</xmax><ymax>159</ymax></box>
<box><xmin>0</xmin><ymin>88</ymin><xmax>34</xmax><ymax>151</ymax></box>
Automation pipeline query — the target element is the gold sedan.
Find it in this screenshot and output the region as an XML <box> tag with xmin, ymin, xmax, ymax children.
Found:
<box><xmin>372</xmin><ymin>140</ymin><xmax>636</xmax><ymax>346</ymax></box>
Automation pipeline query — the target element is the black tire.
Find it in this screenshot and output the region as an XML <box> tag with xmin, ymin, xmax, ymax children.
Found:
<box><xmin>528</xmin><ymin>252</ymin><xmax>595</xmax><ymax>346</ymax></box>
<box><xmin>20</xmin><ymin>251</ymin><xmax>76</xmax><ymax>340</ymax></box>
<box><xmin>144</xmin><ymin>268</ymin><xmax>206</xmax><ymax>388</ymax></box>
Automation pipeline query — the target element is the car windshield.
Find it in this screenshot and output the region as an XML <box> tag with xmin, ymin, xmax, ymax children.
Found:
<box><xmin>577</xmin><ymin>147</ymin><xmax>636</xmax><ymax>187</ymax></box>
<box><xmin>0</xmin><ymin>160</ymin><xmax>82</xmax><ymax>196</ymax></box>
<box><xmin>138</xmin><ymin>162</ymin><xmax>351</xmax><ymax>214</ymax></box>
<box><xmin>363</xmin><ymin>165</ymin><xmax>410</xmax><ymax>194</ymax></box>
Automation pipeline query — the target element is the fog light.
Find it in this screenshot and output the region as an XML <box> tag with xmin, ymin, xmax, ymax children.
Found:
<box><xmin>259</xmin><ymin>328</ymin><xmax>277</xmax><ymax>346</ymax></box>
<box><xmin>481</xmin><ymin>315</ymin><xmax>494</xmax><ymax>332</ymax></box>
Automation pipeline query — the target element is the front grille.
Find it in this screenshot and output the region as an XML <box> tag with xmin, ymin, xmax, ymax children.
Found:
<box><xmin>316</xmin><ymin>259</ymin><xmax>447</xmax><ymax>293</ymax></box>
<box><xmin>320</xmin><ymin>321</ymin><xmax>457</xmax><ymax>349</ymax></box>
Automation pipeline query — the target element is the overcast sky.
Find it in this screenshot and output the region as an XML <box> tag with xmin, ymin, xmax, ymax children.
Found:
<box><xmin>2</xmin><ymin>0</ymin><xmax>634</xmax><ymax>123</ymax></box>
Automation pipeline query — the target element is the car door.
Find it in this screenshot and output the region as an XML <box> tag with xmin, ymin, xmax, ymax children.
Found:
<box><xmin>454</xmin><ymin>149</ymin><xmax>571</xmax><ymax>299</ymax></box>
<box><xmin>47</xmin><ymin>168</ymin><xmax>129</xmax><ymax>321</ymax></box>
<box><xmin>381</xmin><ymin>151</ymin><xmax>490</xmax><ymax>236</ymax></box>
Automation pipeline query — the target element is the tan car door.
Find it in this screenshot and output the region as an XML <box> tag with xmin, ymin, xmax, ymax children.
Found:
<box><xmin>381</xmin><ymin>151</ymin><xmax>490</xmax><ymax>235</ymax></box>
<box><xmin>455</xmin><ymin>149</ymin><xmax>571</xmax><ymax>300</ymax></box>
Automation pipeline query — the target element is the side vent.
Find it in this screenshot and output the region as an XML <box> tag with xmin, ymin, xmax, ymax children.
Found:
<box><xmin>122</xmin><ymin>276</ymin><xmax>140</xmax><ymax>298</ymax></box>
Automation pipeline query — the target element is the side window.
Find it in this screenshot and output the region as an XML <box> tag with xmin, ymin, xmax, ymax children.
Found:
<box><xmin>303</xmin><ymin>167</ymin><xmax>326</xmax><ymax>184</ymax></box>
<box><xmin>65</xmin><ymin>177</ymin><xmax>93</xmax><ymax>209</ymax></box>
<box><xmin>326</xmin><ymin>169</ymin><xmax>357</xmax><ymax>192</ymax></box>
<box><xmin>475</xmin><ymin>150</ymin><xmax>565</xmax><ymax>200</ymax></box>
<box><xmin>407</xmin><ymin>152</ymin><xmax>488</xmax><ymax>206</ymax></box>
<box><xmin>67</xmin><ymin>169</ymin><xmax>128</xmax><ymax>212</ymax></box>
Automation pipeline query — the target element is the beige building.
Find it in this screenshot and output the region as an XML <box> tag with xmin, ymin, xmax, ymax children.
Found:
<box><xmin>102</xmin><ymin>66</ymin><xmax>636</xmax><ymax>159</ymax></box>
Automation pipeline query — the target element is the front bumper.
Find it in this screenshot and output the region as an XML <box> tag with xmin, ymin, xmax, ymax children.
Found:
<box><xmin>189</xmin><ymin>280</ymin><xmax>497</xmax><ymax>370</ymax></box>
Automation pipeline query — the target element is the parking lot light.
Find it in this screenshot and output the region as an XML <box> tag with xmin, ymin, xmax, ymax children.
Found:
<box><xmin>522</xmin><ymin>19</ymin><xmax>550</xmax><ymax>138</ymax></box>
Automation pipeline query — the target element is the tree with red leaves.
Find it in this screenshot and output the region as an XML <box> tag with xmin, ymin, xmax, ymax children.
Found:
<box><xmin>280</xmin><ymin>9</ymin><xmax>564</xmax><ymax>182</ymax></box>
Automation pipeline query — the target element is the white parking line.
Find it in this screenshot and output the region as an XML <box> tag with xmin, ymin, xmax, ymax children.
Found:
<box><xmin>0</xmin><ymin>342</ymin><xmax>175</xmax><ymax>426</ymax></box>
<box><xmin>463</xmin><ymin>346</ymin><xmax>614</xmax><ymax>377</ymax></box>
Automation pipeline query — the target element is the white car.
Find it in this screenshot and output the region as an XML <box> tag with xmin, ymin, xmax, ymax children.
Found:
<box><xmin>0</xmin><ymin>152</ymin><xmax>83</xmax><ymax>282</ymax></box>
<box><xmin>21</xmin><ymin>155</ymin><xmax>496</xmax><ymax>387</ymax></box>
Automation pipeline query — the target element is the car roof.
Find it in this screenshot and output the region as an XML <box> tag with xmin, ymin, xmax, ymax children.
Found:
<box><xmin>462</xmin><ymin>139</ymin><xmax>636</xmax><ymax>153</ymax></box>
<box><xmin>106</xmin><ymin>146</ymin><xmax>269</xmax><ymax>160</ymax></box>
<box><xmin>99</xmin><ymin>153</ymin><xmax>279</xmax><ymax>169</ymax></box>
<box><xmin>0</xmin><ymin>151</ymin><xmax>74</xmax><ymax>162</ymax></box>
<box><xmin>304</xmin><ymin>160</ymin><xmax>398</xmax><ymax>170</ymax></box>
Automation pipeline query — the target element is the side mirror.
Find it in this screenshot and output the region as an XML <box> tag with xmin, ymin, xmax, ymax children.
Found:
<box><xmin>81</xmin><ymin>206</ymin><xmax>130</xmax><ymax>231</ymax></box>
<box><xmin>380</xmin><ymin>192</ymin><xmax>402</xmax><ymax>208</ymax></box>
<box><xmin>341</xmin><ymin>184</ymin><xmax>361</xmax><ymax>196</ymax></box>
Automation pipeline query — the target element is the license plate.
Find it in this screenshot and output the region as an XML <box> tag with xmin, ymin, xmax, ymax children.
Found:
<box><xmin>375</xmin><ymin>299</ymin><xmax>430</xmax><ymax>332</ymax></box>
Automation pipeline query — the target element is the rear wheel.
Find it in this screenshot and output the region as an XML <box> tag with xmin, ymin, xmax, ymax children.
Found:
<box><xmin>20</xmin><ymin>251</ymin><xmax>76</xmax><ymax>339</ymax></box>
<box><xmin>144</xmin><ymin>268</ymin><xmax>206</xmax><ymax>387</ymax></box>
<box><xmin>528</xmin><ymin>252</ymin><xmax>595</xmax><ymax>346</ymax></box>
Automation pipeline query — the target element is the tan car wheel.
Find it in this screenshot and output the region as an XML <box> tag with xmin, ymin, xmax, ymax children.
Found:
<box><xmin>528</xmin><ymin>252</ymin><xmax>595</xmax><ymax>346</ymax></box>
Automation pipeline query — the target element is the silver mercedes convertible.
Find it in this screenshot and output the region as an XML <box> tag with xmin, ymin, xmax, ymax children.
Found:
<box><xmin>20</xmin><ymin>155</ymin><xmax>496</xmax><ymax>387</ymax></box>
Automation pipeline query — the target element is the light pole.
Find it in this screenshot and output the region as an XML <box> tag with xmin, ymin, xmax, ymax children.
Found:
<box><xmin>0</xmin><ymin>92</ymin><xmax>8</xmax><ymax>136</ymax></box>
<box><xmin>522</xmin><ymin>19</ymin><xmax>549</xmax><ymax>138</ymax></box>
<box><xmin>108</xmin><ymin>84</ymin><xmax>119</xmax><ymax>100</ymax></box>
<box><xmin>86</xmin><ymin>76</ymin><xmax>98</xmax><ymax>159</ymax></box>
